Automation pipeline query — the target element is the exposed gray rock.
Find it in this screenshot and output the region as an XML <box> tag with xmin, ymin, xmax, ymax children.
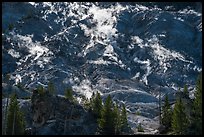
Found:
<box><xmin>2</xmin><ymin>83</ymin><xmax>32</xmax><ymax>98</ymax></box>
<box><xmin>30</xmin><ymin>90</ymin><xmax>98</xmax><ymax>135</ymax></box>
<box><xmin>2</xmin><ymin>2</ymin><xmax>202</xmax><ymax>134</ymax></box>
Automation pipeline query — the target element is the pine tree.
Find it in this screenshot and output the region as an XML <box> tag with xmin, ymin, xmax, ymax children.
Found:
<box><xmin>92</xmin><ymin>91</ymin><xmax>103</xmax><ymax>118</ymax></box>
<box><xmin>190</xmin><ymin>73</ymin><xmax>202</xmax><ymax>135</ymax></box>
<box><xmin>98</xmin><ymin>95</ymin><xmax>115</xmax><ymax>135</ymax></box>
<box><xmin>161</xmin><ymin>94</ymin><xmax>172</xmax><ymax>130</ymax></box>
<box><xmin>120</xmin><ymin>104</ymin><xmax>129</xmax><ymax>134</ymax></box>
<box><xmin>183</xmin><ymin>85</ymin><xmax>189</xmax><ymax>98</ymax></box>
<box><xmin>65</xmin><ymin>88</ymin><xmax>73</xmax><ymax>101</ymax></box>
<box><xmin>48</xmin><ymin>81</ymin><xmax>55</xmax><ymax>95</ymax></box>
<box><xmin>171</xmin><ymin>97</ymin><xmax>189</xmax><ymax>135</ymax></box>
<box><xmin>6</xmin><ymin>93</ymin><xmax>25</xmax><ymax>135</ymax></box>
<box><xmin>113</xmin><ymin>104</ymin><xmax>121</xmax><ymax>134</ymax></box>
<box><xmin>2</xmin><ymin>95</ymin><xmax>9</xmax><ymax>135</ymax></box>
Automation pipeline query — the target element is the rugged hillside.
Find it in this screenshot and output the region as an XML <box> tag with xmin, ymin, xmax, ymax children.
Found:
<box><xmin>2</xmin><ymin>91</ymin><xmax>98</xmax><ymax>135</ymax></box>
<box><xmin>2</xmin><ymin>2</ymin><xmax>202</xmax><ymax>133</ymax></box>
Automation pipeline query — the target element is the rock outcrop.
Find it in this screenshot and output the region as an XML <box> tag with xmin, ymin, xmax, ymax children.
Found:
<box><xmin>30</xmin><ymin>90</ymin><xmax>97</xmax><ymax>135</ymax></box>
<box><xmin>2</xmin><ymin>2</ymin><xmax>202</xmax><ymax>133</ymax></box>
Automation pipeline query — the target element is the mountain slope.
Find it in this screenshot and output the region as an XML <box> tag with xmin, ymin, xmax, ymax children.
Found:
<box><xmin>2</xmin><ymin>2</ymin><xmax>202</xmax><ymax>133</ymax></box>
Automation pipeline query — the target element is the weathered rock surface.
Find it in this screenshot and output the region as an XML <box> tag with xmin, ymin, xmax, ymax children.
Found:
<box><xmin>2</xmin><ymin>2</ymin><xmax>202</xmax><ymax>134</ymax></box>
<box><xmin>30</xmin><ymin>90</ymin><xmax>97</xmax><ymax>135</ymax></box>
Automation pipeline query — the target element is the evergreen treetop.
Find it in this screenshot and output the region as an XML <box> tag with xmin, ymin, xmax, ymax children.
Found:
<box><xmin>161</xmin><ymin>94</ymin><xmax>172</xmax><ymax>130</ymax></box>
<box><xmin>171</xmin><ymin>97</ymin><xmax>189</xmax><ymax>135</ymax></box>
<box><xmin>6</xmin><ymin>93</ymin><xmax>25</xmax><ymax>135</ymax></box>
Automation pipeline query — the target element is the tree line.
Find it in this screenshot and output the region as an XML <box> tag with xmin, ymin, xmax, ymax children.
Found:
<box><xmin>161</xmin><ymin>72</ymin><xmax>202</xmax><ymax>135</ymax></box>
<box><xmin>84</xmin><ymin>91</ymin><xmax>131</xmax><ymax>135</ymax></box>
<box><xmin>2</xmin><ymin>93</ymin><xmax>25</xmax><ymax>135</ymax></box>
<box><xmin>2</xmin><ymin>72</ymin><xmax>201</xmax><ymax>135</ymax></box>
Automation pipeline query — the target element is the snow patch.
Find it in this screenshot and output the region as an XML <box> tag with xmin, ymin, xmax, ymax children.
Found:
<box><xmin>88</xmin><ymin>58</ymin><xmax>109</xmax><ymax>65</ymax></box>
<box><xmin>73</xmin><ymin>79</ymin><xmax>95</xmax><ymax>99</ymax></box>
<box><xmin>178</xmin><ymin>9</ymin><xmax>202</xmax><ymax>16</ymax></box>
<box><xmin>15</xmin><ymin>74</ymin><xmax>22</xmax><ymax>85</ymax></box>
<box><xmin>8</xmin><ymin>49</ymin><xmax>21</xmax><ymax>58</ymax></box>
<box><xmin>132</xmin><ymin>72</ymin><xmax>140</xmax><ymax>80</ymax></box>
<box><xmin>133</xmin><ymin>57</ymin><xmax>151</xmax><ymax>85</ymax></box>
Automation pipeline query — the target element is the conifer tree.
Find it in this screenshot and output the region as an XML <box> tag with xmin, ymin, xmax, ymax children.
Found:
<box><xmin>98</xmin><ymin>95</ymin><xmax>115</xmax><ymax>135</ymax></box>
<box><xmin>190</xmin><ymin>73</ymin><xmax>202</xmax><ymax>135</ymax></box>
<box><xmin>92</xmin><ymin>91</ymin><xmax>103</xmax><ymax>118</ymax></box>
<box><xmin>6</xmin><ymin>93</ymin><xmax>25</xmax><ymax>135</ymax></box>
<box><xmin>183</xmin><ymin>85</ymin><xmax>189</xmax><ymax>98</ymax></box>
<box><xmin>171</xmin><ymin>97</ymin><xmax>189</xmax><ymax>135</ymax></box>
<box><xmin>120</xmin><ymin>104</ymin><xmax>129</xmax><ymax>133</ymax></box>
<box><xmin>2</xmin><ymin>95</ymin><xmax>9</xmax><ymax>135</ymax></box>
<box><xmin>161</xmin><ymin>94</ymin><xmax>172</xmax><ymax>130</ymax></box>
<box><xmin>113</xmin><ymin>104</ymin><xmax>121</xmax><ymax>134</ymax></box>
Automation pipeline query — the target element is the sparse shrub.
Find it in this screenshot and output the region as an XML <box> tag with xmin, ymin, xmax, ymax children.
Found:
<box><xmin>65</xmin><ymin>88</ymin><xmax>73</xmax><ymax>101</ymax></box>
<box><xmin>137</xmin><ymin>123</ymin><xmax>144</xmax><ymax>132</ymax></box>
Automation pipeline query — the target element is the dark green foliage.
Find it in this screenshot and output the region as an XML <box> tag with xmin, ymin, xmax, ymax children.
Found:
<box><xmin>161</xmin><ymin>73</ymin><xmax>202</xmax><ymax>135</ymax></box>
<box><xmin>65</xmin><ymin>88</ymin><xmax>73</xmax><ymax>101</ymax></box>
<box><xmin>98</xmin><ymin>95</ymin><xmax>115</xmax><ymax>135</ymax></box>
<box><xmin>183</xmin><ymin>85</ymin><xmax>189</xmax><ymax>98</ymax></box>
<box><xmin>137</xmin><ymin>123</ymin><xmax>144</xmax><ymax>132</ymax></box>
<box><xmin>113</xmin><ymin>104</ymin><xmax>121</xmax><ymax>134</ymax></box>
<box><xmin>161</xmin><ymin>94</ymin><xmax>172</xmax><ymax>130</ymax></box>
<box><xmin>92</xmin><ymin>91</ymin><xmax>103</xmax><ymax>118</ymax></box>
<box><xmin>2</xmin><ymin>95</ymin><xmax>9</xmax><ymax>135</ymax></box>
<box><xmin>6</xmin><ymin>93</ymin><xmax>25</xmax><ymax>135</ymax></box>
<box><xmin>97</xmin><ymin>95</ymin><xmax>130</xmax><ymax>135</ymax></box>
<box><xmin>136</xmin><ymin>111</ymin><xmax>140</xmax><ymax>115</ymax></box>
<box><xmin>37</xmin><ymin>85</ymin><xmax>45</xmax><ymax>95</ymax></box>
<box><xmin>171</xmin><ymin>97</ymin><xmax>189</xmax><ymax>135</ymax></box>
<box><xmin>193</xmin><ymin>72</ymin><xmax>202</xmax><ymax>117</ymax></box>
<box><xmin>48</xmin><ymin>81</ymin><xmax>55</xmax><ymax>95</ymax></box>
<box><xmin>120</xmin><ymin>104</ymin><xmax>129</xmax><ymax>133</ymax></box>
<box><xmin>189</xmin><ymin>73</ymin><xmax>202</xmax><ymax>135</ymax></box>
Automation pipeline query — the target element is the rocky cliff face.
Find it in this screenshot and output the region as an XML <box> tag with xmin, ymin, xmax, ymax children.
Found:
<box><xmin>2</xmin><ymin>2</ymin><xmax>202</xmax><ymax>133</ymax></box>
<box><xmin>30</xmin><ymin>90</ymin><xmax>97</xmax><ymax>135</ymax></box>
<box><xmin>2</xmin><ymin>91</ymin><xmax>98</xmax><ymax>135</ymax></box>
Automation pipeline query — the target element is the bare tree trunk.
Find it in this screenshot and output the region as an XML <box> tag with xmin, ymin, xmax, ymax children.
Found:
<box><xmin>3</xmin><ymin>97</ymin><xmax>9</xmax><ymax>135</ymax></box>
<box><xmin>4</xmin><ymin>97</ymin><xmax>9</xmax><ymax>135</ymax></box>
<box><xmin>63</xmin><ymin>116</ymin><xmax>67</xmax><ymax>135</ymax></box>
